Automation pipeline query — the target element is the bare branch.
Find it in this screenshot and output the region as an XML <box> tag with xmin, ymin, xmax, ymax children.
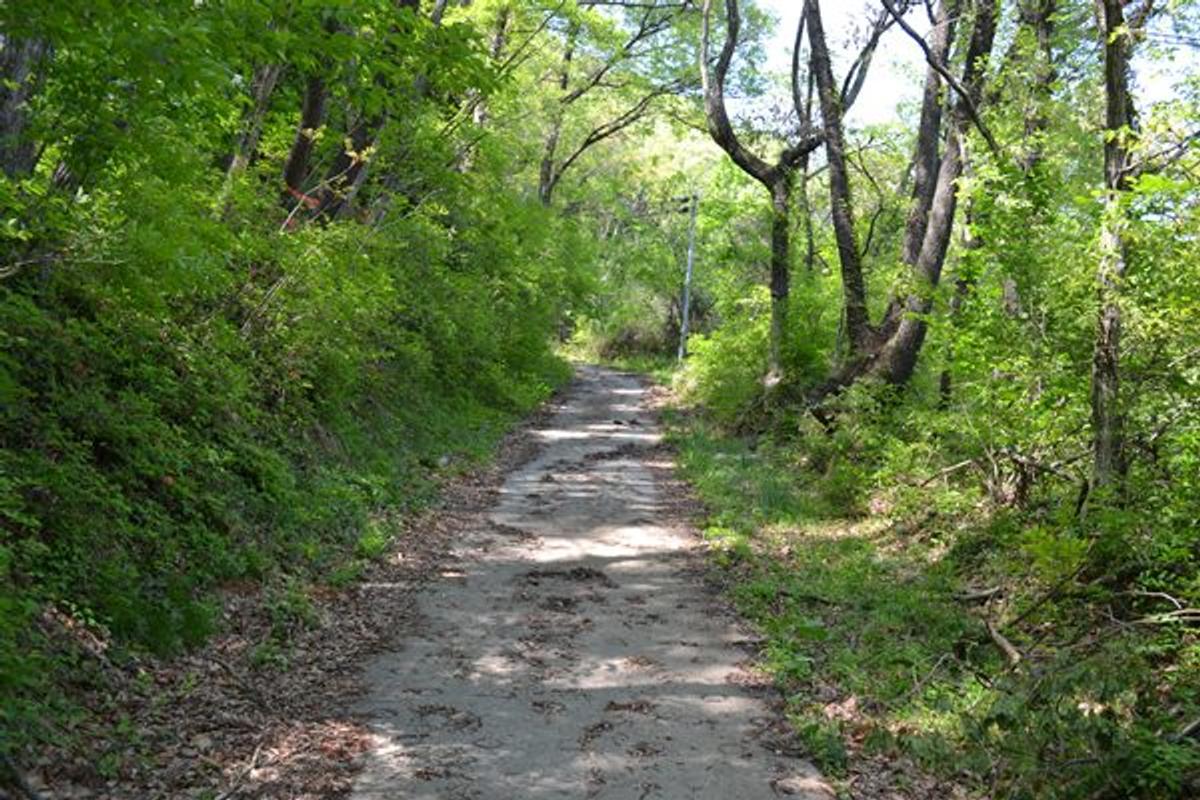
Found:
<box><xmin>550</xmin><ymin>80</ymin><xmax>683</xmax><ymax>193</ymax></box>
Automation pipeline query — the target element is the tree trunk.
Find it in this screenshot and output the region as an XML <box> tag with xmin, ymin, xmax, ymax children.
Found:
<box><xmin>806</xmin><ymin>0</ymin><xmax>869</xmax><ymax>352</ymax></box>
<box><xmin>538</xmin><ymin>22</ymin><xmax>578</xmax><ymax>206</ymax></box>
<box><xmin>282</xmin><ymin>74</ymin><xmax>327</xmax><ymax>208</ymax></box>
<box><xmin>768</xmin><ymin>177</ymin><xmax>792</xmax><ymax>378</ymax></box>
<box><xmin>1020</xmin><ymin>0</ymin><xmax>1056</xmax><ymax>173</ymax></box>
<box><xmin>316</xmin><ymin>117</ymin><xmax>376</xmax><ymax>220</ymax></box>
<box><xmin>701</xmin><ymin>0</ymin><xmax>824</xmax><ymax>382</ymax></box>
<box><xmin>872</xmin><ymin>128</ymin><xmax>965</xmax><ymax>384</ymax></box>
<box><xmin>221</xmin><ymin>63</ymin><xmax>282</xmax><ymax>212</ymax></box>
<box><xmin>1091</xmin><ymin>0</ymin><xmax>1132</xmax><ymax>490</ymax></box>
<box><xmin>902</xmin><ymin>0</ymin><xmax>956</xmax><ymax>268</ymax></box>
<box><xmin>797</xmin><ymin>155</ymin><xmax>815</xmax><ymax>273</ymax></box>
<box><xmin>872</xmin><ymin>0</ymin><xmax>995</xmax><ymax>385</ymax></box>
<box><xmin>807</xmin><ymin>0</ymin><xmax>997</xmax><ymax>398</ymax></box>
<box><xmin>226</xmin><ymin>64</ymin><xmax>283</xmax><ymax>182</ymax></box>
<box><xmin>940</xmin><ymin>0</ymin><xmax>1054</xmax><ymax>398</ymax></box>
<box><xmin>0</xmin><ymin>35</ymin><xmax>50</xmax><ymax>178</ymax></box>
<box><xmin>473</xmin><ymin>6</ymin><xmax>510</xmax><ymax>128</ymax></box>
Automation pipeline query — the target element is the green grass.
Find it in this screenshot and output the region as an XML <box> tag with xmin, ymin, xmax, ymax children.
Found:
<box><xmin>666</xmin><ymin>412</ymin><xmax>1200</xmax><ymax>799</ymax></box>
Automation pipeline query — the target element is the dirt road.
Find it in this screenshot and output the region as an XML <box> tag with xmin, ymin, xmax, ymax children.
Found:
<box><xmin>351</xmin><ymin>367</ymin><xmax>830</xmax><ymax>799</ymax></box>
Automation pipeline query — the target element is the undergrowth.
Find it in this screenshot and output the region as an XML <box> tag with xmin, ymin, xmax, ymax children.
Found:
<box><xmin>667</xmin><ymin>402</ymin><xmax>1200</xmax><ymax>799</ymax></box>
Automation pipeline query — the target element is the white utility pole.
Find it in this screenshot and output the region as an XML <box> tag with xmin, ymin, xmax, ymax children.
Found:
<box><xmin>677</xmin><ymin>193</ymin><xmax>699</xmax><ymax>362</ymax></box>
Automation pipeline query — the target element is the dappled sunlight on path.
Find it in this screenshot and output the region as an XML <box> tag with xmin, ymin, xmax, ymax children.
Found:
<box><xmin>351</xmin><ymin>367</ymin><xmax>831</xmax><ymax>799</ymax></box>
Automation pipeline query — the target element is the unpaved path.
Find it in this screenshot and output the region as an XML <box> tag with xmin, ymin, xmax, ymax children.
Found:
<box><xmin>351</xmin><ymin>367</ymin><xmax>831</xmax><ymax>799</ymax></box>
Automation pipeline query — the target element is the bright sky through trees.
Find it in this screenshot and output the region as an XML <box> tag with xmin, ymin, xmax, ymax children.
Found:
<box><xmin>759</xmin><ymin>0</ymin><xmax>1193</xmax><ymax>125</ymax></box>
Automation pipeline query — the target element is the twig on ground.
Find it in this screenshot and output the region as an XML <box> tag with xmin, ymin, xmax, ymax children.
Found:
<box><xmin>956</xmin><ymin>586</ymin><xmax>1003</xmax><ymax>603</ymax></box>
<box><xmin>891</xmin><ymin>652</ymin><xmax>952</xmax><ymax>708</ymax></box>
<box><xmin>214</xmin><ymin>739</ymin><xmax>268</xmax><ymax>800</ymax></box>
<box><xmin>1175</xmin><ymin>717</ymin><xmax>1200</xmax><ymax>741</ymax></box>
<box><xmin>985</xmin><ymin>620</ymin><xmax>1023</xmax><ymax>667</ymax></box>
<box><xmin>1131</xmin><ymin>608</ymin><xmax>1200</xmax><ymax>625</ymax></box>
<box><xmin>1121</xmin><ymin>590</ymin><xmax>1185</xmax><ymax>610</ymax></box>
<box><xmin>209</xmin><ymin>657</ymin><xmax>264</xmax><ymax>704</ymax></box>
<box><xmin>919</xmin><ymin>459</ymin><xmax>975</xmax><ymax>486</ymax></box>
<box><xmin>1008</xmin><ymin>561</ymin><xmax>1089</xmax><ymax>628</ymax></box>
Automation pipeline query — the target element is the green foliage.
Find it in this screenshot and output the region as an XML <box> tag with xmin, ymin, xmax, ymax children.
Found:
<box><xmin>0</xmin><ymin>0</ymin><xmax>590</xmax><ymax>759</ymax></box>
<box><xmin>672</xmin><ymin>415</ymin><xmax>1200</xmax><ymax>798</ymax></box>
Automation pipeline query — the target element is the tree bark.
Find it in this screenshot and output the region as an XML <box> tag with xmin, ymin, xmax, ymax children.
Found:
<box><xmin>807</xmin><ymin>0</ymin><xmax>869</xmax><ymax>353</ymax></box>
<box><xmin>870</xmin><ymin>0</ymin><xmax>996</xmax><ymax>385</ymax></box>
<box><xmin>538</xmin><ymin>22</ymin><xmax>578</xmax><ymax>206</ymax></box>
<box><xmin>0</xmin><ymin>35</ymin><xmax>50</xmax><ymax>178</ymax></box>
<box><xmin>316</xmin><ymin>117</ymin><xmax>376</xmax><ymax>220</ymax></box>
<box><xmin>1020</xmin><ymin>0</ymin><xmax>1056</xmax><ymax>172</ymax></box>
<box><xmin>227</xmin><ymin>64</ymin><xmax>283</xmax><ymax>182</ymax></box>
<box><xmin>940</xmin><ymin>0</ymin><xmax>1055</xmax><ymax>398</ymax></box>
<box><xmin>701</xmin><ymin>0</ymin><xmax>824</xmax><ymax>378</ymax></box>
<box><xmin>768</xmin><ymin>176</ymin><xmax>792</xmax><ymax>378</ymax></box>
<box><xmin>220</xmin><ymin>63</ymin><xmax>283</xmax><ymax>213</ymax></box>
<box><xmin>1091</xmin><ymin>0</ymin><xmax>1133</xmax><ymax>489</ymax></box>
<box><xmin>473</xmin><ymin>6</ymin><xmax>510</xmax><ymax>128</ymax></box>
<box><xmin>282</xmin><ymin>74</ymin><xmax>327</xmax><ymax>208</ymax></box>
<box><xmin>902</xmin><ymin>0</ymin><xmax>956</xmax><ymax>268</ymax></box>
<box><xmin>806</xmin><ymin>0</ymin><xmax>998</xmax><ymax>397</ymax></box>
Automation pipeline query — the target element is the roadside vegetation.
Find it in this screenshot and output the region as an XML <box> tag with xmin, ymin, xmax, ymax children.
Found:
<box><xmin>2</xmin><ymin>0</ymin><xmax>1198</xmax><ymax>797</ymax></box>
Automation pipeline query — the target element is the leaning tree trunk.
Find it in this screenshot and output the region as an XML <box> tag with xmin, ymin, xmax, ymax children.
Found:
<box><xmin>221</xmin><ymin>63</ymin><xmax>283</xmax><ymax>213</ymax></box>
<box><xmin>226</xmin><ymin>64</ymin><xmax>283</xmax><ymax>183</ymax></box>
<box><xmin>870</xmin><ymin>0</ymin><xmax>996</xmax><ymax>385</ymax></box>
<box><xmin>901</xmin><ymin>0</ymin><xmax>956</xmax><ymax>268</ymax></box>
<box><xmin>805</xmin><ymin>0</ymin><xmax>997</xmax><ymax>397</ymax></box>
<box><xmin>474</xmin><ymin>5</ymin><xmax>510</xmax><ymax>128</ymax></box>
<box><xmin>941</xmin><ymin>0</ymin><xmax>1055</xmax><ymax>399</ymax></box>
<box><xmin>1091</xmin><ymin>0</ymin><xmax>1133</xmax><ymax>490</ymax></box>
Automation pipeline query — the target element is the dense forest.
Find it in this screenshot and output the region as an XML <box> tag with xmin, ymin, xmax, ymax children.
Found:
<box><xmin>1</xmin><ymin>0</ymin><xmax>1198</xmax><ymax>797</ymax></box>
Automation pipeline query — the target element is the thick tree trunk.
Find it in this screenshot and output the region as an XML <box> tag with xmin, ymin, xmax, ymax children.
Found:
<box><xmin>869</xmin><ymin>1</ymin><xmax>996</xmax><ymax>384</ymax></box>
<box><xmin>1091</xmin><ymin>0</ymin><xmax>1132</xmax><ymax>489</ymax></box>
<box><xmin>902</xmin><ymin>0</ymin><xmax>956</xmax><ymax>268</ymax></box>
<box><xmin>873</xmin><ymin>129</ymin><xmax>964</xmax><ymax>384</ymax></box>
<box><xmin>0</xmin><ymin>35</ymin><xmax>50</xmax><ymax>178</ymax></box>
<box><xmin>806</xmin><ymin>0</ymin><xmax>997</xmax><ymax>398</ymax></box>
<box><xmin>317</xmin><ymin>0</ymin><xmax>423</xmax><ymax>219</ymax></box>
<box><xmin>701</xmin><ymin>0</ymin><xmax>825</xmax><ymax>382</ymax></box>
<box><xmin>807</xmin><ymin>0</ymin><xmax>869</xmax><ymax>352</ymax></box>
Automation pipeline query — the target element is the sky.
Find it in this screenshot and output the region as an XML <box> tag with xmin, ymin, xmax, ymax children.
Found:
<box><xmin>753</xmin><ymin>0</ymin><xmax>1195</xmax><ymax>128</ymax></box>
<box><xmin>757</xmin><ymin>0</ymin><xmax>925</xmax><ymax>127</ymax></box>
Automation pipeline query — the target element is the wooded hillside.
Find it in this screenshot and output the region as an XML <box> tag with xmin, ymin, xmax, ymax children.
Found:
<box><xmin>2</xmin><ymin>1</ymin><xmax>1198</xmax><ymax>797</ymax></box>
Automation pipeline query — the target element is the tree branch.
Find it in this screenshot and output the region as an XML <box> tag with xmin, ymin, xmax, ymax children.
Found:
<box><xmin>880</xmin><ymin>0</ymin><xmax>1001</xmax><ymax>157</ymax></box>
<box><xmin>701</xmin><ymin>0</ymin><xmax>777</xmax><ymax>186</ymax></box>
